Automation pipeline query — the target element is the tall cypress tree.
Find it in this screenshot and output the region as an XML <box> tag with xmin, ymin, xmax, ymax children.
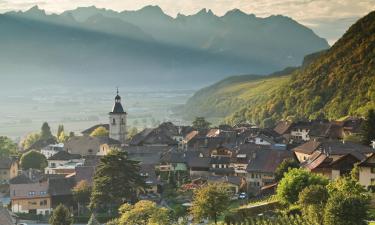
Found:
<box><xmin>361</xmin><ymin>109</ymin><xmax>375</xmax><ymax>145</ymax></box>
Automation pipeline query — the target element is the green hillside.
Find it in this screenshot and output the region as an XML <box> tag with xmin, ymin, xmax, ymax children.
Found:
<box><xmin>182</xmin><ymin>11</ymin><xmax>375</xmax><ymax>126</ymax></box>
<box><xmin>180</xmin><ymin>68</ymin><xmax>294</xmax><ymax>123</ymax></box>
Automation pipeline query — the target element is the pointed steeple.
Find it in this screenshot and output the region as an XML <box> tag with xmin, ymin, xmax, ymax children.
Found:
<box><xmin>111</xmin><ymin>88</ymin><xmax>125</xmax><ymax>114</ymax></box>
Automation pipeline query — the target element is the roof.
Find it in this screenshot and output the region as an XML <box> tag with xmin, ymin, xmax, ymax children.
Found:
<box><xmin>185</xmin><ymin>130</ymin><xmax>199</xmax><ymax>142</ymax></box>
<box><xmin>292</xmin><ymin>140</ymin><xmax>321</xmax><ymax>154</ymax></box>
<box><xmin>9</xmin><ymin>169</ymin><xmax>44</xmax><ymax>184</ymax></box>
<box><xmin>81</xmin><ymin>124</ymin><xmax>110</xmax><ymax>135</ymax></box>
<box><xmin>302</xmin><ymin>152</ymin><xmax>360</xmax><ymax>171</ymax></box>
<box><xmin>246</xmin><ymin>149</ymin><xmax>293</xmax><ymax>173</ymax></box>
<box><xmin>129</xmin><ymin>124</ymin><xmax>179</xmax><ymax>146</ymax></box>
<box><xmin>75</xmin><ymin>166</ymin><xmax>96</xmax><ymax>185</ymax></box>
<box><xmin>0</xmin><ymin>157</ymin><xmax>16</xmax><ymax>169</ymax></box>
<box><xmin>0</xmin><ymin>206</ymin><xmax>15</xmax><ymax>225</ymax></box>
<box><xmin>26</xmin><ymin>137</ymin><xmax>57</xmax><ymax>151</ymax></box>
<box><xmin>160</xmin><ymin>150</ymin><xmax>186</xmax><ymax>163</ymax></box>
<box><xmin>210</xmin><ymin>157</ymin><xmax>230</xmax><ymax>164</ymax></box>
<box><xmin>48</xmin><ymin>151</ymin><xmax>82</xmax><ymax>160</ymax></box>
<box><xmin>358</xmin><ymin>153</ymin><xmax>375</xmax><ymax>167</ymax></box>
<box><xmin>274</xmin><ymin>121</ymin><xmax>293</xmax><ymax>135</ymax></box>
<box><xmin>48</xmin><ymin>177</ymin><xmax>76</xmax><ymax>196</ymax></box>
<box><xmin>293</xmin><ymin>140</ymin><xmax>375</xmax><ymax>160</ymax></box>
<box><xmin>187</xmin><ymin>157</ymin><xmax>210</xmax><ymax>168</ymax></box>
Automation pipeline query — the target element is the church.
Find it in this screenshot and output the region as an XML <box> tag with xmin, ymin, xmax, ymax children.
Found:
<box><xmin>64</xmin><ymin>90</ymin><xmax>127</xmax><ymax>156</ymax></box>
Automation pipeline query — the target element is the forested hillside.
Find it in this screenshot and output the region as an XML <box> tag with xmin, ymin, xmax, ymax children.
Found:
<box><xmin>183</xmin><ymin>11</ymin><xmax>375</xmax><ymax>126</ymax></box>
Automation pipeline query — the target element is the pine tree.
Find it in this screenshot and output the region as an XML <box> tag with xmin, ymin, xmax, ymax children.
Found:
<box><xmin>49</xmin><ymin>204</ymin><xmax>73</xmax><ymax>225</ymax></box>
<box><xmin>361</xmin><ymin>109</ymin><xmax>375</xmax><ymax>145</ymax></box>
<box><xmin>41</xmin><ymin>122</ymin><xmax>53</xmax><ymax>140</ymax></box>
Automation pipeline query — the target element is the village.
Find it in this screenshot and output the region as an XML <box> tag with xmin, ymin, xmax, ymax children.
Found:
<box><xmin>1</xmin><ymin>91</ymin><xmax>375</xmax><ymax>224</ymax></box>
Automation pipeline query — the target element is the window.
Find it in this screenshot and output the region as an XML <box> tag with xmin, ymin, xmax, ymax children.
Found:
<box><xmin>371</xmin><ymin>168</ymin><xmax>375</xmax><ymax>174</ymax></box>
<box><xmin>88</xmin><ymin>149</ymin><xmax>93</xmax><ymax>154</ymax></box>
<box><xmin>28</xmin><ymin>191</ymin><xmax>36</xmax><ymax>196</ymax></box>
<box><xmin>121</xmin><ymin>118</ymin><xmax>125</xmax><ymax>124</ymax></box>
<box><xmin>40</xmin><ymin>200</ymin><xmax>47</xmax><ymax>206</ymax></box>
<box><xmin>112</xmin><ymin>118</ymin><xmax>116</xmax><ymax>125</ymax></box>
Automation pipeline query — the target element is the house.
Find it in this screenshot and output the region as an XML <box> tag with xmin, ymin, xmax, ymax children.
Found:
<box><xmin>186</xmin><ymin>154</ymin><xmax>211</xmax><ymax>178</ymax></box>
<box><xmin>293</xmin><ymin>139</ymin><xmax>375</xmax><ymax>163</ymax></box>
<box><xmin>45</xmin><ymin>151</ymin><xmax>83</xmax><ymax>175</ymax></box>
<box><xmin>158</xmin><ymin>149</ymin><xmax>187</xmax><ymax>172</ymax></box>
<box><xmin>332</xmin><ymin>117</ymin><xmax>364</xmax><ymax>138</ymax></box>
<box><xmin>10</xmin><ymin>170</ymin><xmax>76</xmax><ymax>215</ymax></box>
<box><xmin>302</xmin><ymin>152</ymin><xmax>360</xmax><ymax>180</ymax></box>
<box><xmin>24</xmin><ymin>137</ymin><xmax>57</xmax><ymax>152</ymax></box>
<box><xmin>10</xmin><ymin>170</ymin><xmax>51</xmax><ymax>215</ymax></box>
<box><xmin>207</xmin><ymin>176</ymin><xmax>244</xmax><ymax>194</ymax></box>
<box><xmin>129</xmin><ymin>122</ymin><xmax>191</xmax><ymax>147</ymax></box>
<box><xmin>64</xmin><ymin>136</ymin><xmax>120</xmax><ymax>156</ymax></box>
<box><xmin>358</xmin><ymin>153</ymin><xmax>375</xmax><ymax>188</ymax></box>
<box><xmin>40</xmin><ymin>143</ymin><xmax>64</xmax><ymax>159</ymax></box>
<box><xmin>209</xmin><ymin>156</ymin><xmax>234</xmax><ymax>176</ymax></box>
<box><xmin>140</xmin><ymin>164</ymin><xmax>161</xmax><ymax>196</ymax></box>
<box><xmin>274</xmin><ymin>120</ymin><xmax>340</xmax><ymax>143</ymax></box>
<box><xmin>0</xmin><ymin>157</ymin><xmax>18</xmax><ymax>184</ymax></box>
<box><xmin>75</xmin><ymin>155</ymin><xmax>102</xmax><ymax>186</ymax></box>
<box><xmin>246</xmin><ymin>148</ymin><xmax>293</xmax><ymax>189</ymax></box>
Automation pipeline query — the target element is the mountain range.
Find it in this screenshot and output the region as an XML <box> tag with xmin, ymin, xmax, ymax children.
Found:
<box><xmin>181</xmin><ymin>11</ymin><xmax>375</xmax><ymax>125</ymax></box>
<box><xmin>0</xmin><ymin>5</ymin><xmax>328</xmax><ymax>89</ymax></box>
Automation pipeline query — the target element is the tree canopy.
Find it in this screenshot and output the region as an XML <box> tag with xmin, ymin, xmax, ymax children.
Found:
<box><xmin>0</xmin><ymin>136</ymin><xmax>17</xmax><ymax>157</ymax></box>
<box><xmin>276</xmin><ymin>168</ymin><xmax>328</xmax><ymax>205</ymax></box>
<box><xmin>49</xmin><ymin>204</ymin><xmax>73</xmax><ymax>225</ymax></box>
<box><xmin>90</xmin><ymin>149</ymin><xmax>145</xmax><ymax>210</ymax></box>
<box><xmin>20</xmin><ymin>150</ymin><xmax>47</xmax><ymax>170</ymax></box>
<box><xmin>191</xmin><ymin>183</ymin><xmax>231</xmax><ymax>224</ymax></box>
<box><xmin>298</xmin><ymin>184</ymin><xmax>328</xmax><ymax>225</ymax></box>
<box><xmin>192</xmin><ymin>117</ymin><xmax>211</xmax><ymax>130</ymax></box>
<box><xmin>117</xmin><ymin>200</ymin><xmax>171</xmax><ymax>225</ymax></box>
<box><xmin>90</xmin><ymin>126</ymin><xmax>109</xmax><ymax>137</ymax></box>
<box><xmin>361</xmin><ymin>109</ymin><xmax>375</xmax><ymax>145</ymax></box>
<box><xmin>21</xmin><ymin>132</ymin><xmax>41</xmax><ymax>150</ymax></box>
<box><xmin>41</xmin><ymin>122</ymin><xmax>54</xmax><ymax>140</ymax></box>
<box><xmin>274</xmin><ymin>158</ymin><xmax>300</xmax><ymax>181</ymax></box>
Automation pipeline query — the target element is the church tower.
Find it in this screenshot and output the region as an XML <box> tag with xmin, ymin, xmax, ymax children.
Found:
<box><xmin>109</xmin><ymin>89</ymin><xmax>127</xmax><ymax>144</ymax></box>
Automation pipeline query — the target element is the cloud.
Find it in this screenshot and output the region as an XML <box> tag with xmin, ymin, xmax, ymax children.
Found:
<box><xmin>0</xmin><ymin>0</ymin><xmax>374</xmax><ymax>43</ymax></box>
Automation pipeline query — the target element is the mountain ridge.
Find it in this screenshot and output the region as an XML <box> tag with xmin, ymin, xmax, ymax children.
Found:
<box><xmin>181</xmin><ymin>11</ymin><xmax>375</xmax><ymax>125</ymax></box>
<box><xmin>0</xmin><ymin>5</ymin><xmax>328</xmax><ymax>89</ymax></box>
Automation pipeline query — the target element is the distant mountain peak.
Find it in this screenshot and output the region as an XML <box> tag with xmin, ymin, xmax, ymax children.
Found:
<box><xmin>195</xmin><ymin>8</ymin><xmax>215</xmax><ymax>17</ymax></box>
<box><xmin>25</xmin><ymin>5</ymin><xmax>46</xmax><ymax>16</ymax></box>
<box><xmin>138</xmin><ymin>5</ymin><xmax>164</xmax><ymax>14</ymax></box>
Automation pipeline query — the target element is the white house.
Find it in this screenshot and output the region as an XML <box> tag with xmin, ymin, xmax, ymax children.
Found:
<box><xmin>40</xmin><ymin>143</ymin><xmax>64</xmax><ymax>159</ymax></box>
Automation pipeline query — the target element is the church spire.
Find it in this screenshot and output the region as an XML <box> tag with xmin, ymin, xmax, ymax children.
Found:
<box><xmin>111</xmin><ymin>88</ymin><xmax>125</xmax><ymax>113</ymax></box>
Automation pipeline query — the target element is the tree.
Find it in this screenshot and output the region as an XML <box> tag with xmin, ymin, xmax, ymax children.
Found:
<box><xmin>90</xmin><ymin>149</ymin><xmax>145</xmax><ymax>210</ymax></box>
<box><xmin>276</xmin><ymin>168</ymin><xmax>328</xmax><ymax>205</ymax></box>
<box><xmin>274</xmin><ymin>158</ymin><xmax>300</xmax><ymax>181</ymax></box>
<box><xmin>323</xmin><ymin>177</ymin><xmax>370</xmax><ymax>225</ymax></box>
<box><xmin>21</xmin><ymin>132</ymin><xmax>41</xmax><ymax>150</ymax></box>
<box><xmin>90</xmin><ymin>126</ymin><xmax>109</xmax><ymax>137</ymax></box>
<box><xmin>49</xmin><ymin>204</ymin><xmax>73</xmax><ymax>225</ymax></box>
<box><xmin>118</xmin><ymin>200</ymin><xmax>171</xmax><ymax>225</ymax></box>
<box><xmin>190</xmin><ymin>183</ymin><xmax>231</xmax><ymax>224</ymax></box>
<box><xmin>57</xmin><ymin>125</ymin><xmax>64</xmax><ymax>139</ymax></box>
<box><xmin>58</xmin><ymin>132</ymin><xmax>68</xmax><ymax>143</ymax></box>
<box><xmin>41</xmin><ymin>122</ymin><xmax>53</xmax><ymax>140</ymax></box>
<box><xmin>361</xmin><ymin>109</ymin><xmax>375</xmax><ymax>145</ymax></box>
<box><xmin>298</xmin><ymin>185</ymin><xmax>328</xmax><ymax>225</ymax></box>
<box><xmin>324</xmin><ymin>193</ymin><xmax>369</xmax><ymax>225</ymax></box>
<box><xmin>127</xmin><ymin>127</ymin><xmax>138</xmax><ymax>140</ymax></box>
<box><xmin>192</xmin><ymin>117</ymin><xmax>211</xmax><ymax>130</ymax></box>
<box><xmin>0</xmin><ymin>136</ymin><xmax>17</xmax><ymax>157</ymax></box>
<box><xmin>87</xmin><ymin>213</ymin><xmax>100</xmax><ymax>225</ymax></box>
<box><xmin>72</xmin><ymin>180</ymin><xmax>91</xmax><ymax>216</ymax></box>
<box><xmin>20</xmin><ymin>150</ymin><xmax>47</xmax><ymax>170</ymax></box>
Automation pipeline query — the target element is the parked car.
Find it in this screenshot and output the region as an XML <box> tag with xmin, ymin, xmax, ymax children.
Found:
<box><xmin>238</xmin><ymin>192</ymin><xmax>247</xmax><ymax>199</ymax></box>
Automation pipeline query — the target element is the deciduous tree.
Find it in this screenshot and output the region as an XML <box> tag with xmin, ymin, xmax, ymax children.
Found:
<box><xmin>0</xmin><ymin>136</ymin><xmax>17</xmax><ymax>157</ymax></box>
<box><xmin>276</xmin><ymin>168</ymin><xmax>328</xmax><ymax>205</ymax></box>
<box><xmin>192</xmin><ymin>117</ymin><xmax>211</xmax><ymax>130</ymax></box>
<box><xmin>274</xmin><ymin>158</ymin><xmax>299</xmax><ymax>181</ymax></box>
<box><xmin>190</xmin><ymin>183</ymin><xmax>231</xmax><ymax>224</ymax></box>
<box><xmin>118</xmin><ymin>200</ymin><xmax>171</xmax><ymax>225</ymax></box>
<box><xmin>20</xmin><ymin>150</ymin><xmax>47</xmax><ymax>170</ymax></box>
<box><xmin>49</xmin><ymin>204</ymin><xmax>73</xmax><ymax>225</ymax></box>
<box><xmin>90</xmin><ymin>126</ymin><xmax>109</xmax><ymax>137</ymax></box>
<box><xmin>298</xmin><ymin>185</ymin><xmax>328</xmax><ymax>225</ymax></box>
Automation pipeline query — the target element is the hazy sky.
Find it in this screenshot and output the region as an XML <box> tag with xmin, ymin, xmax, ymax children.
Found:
<box><xmin>0</xmin><ymin>0</ymin><xmax>374</xmax><ymax>44</ymax></box>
